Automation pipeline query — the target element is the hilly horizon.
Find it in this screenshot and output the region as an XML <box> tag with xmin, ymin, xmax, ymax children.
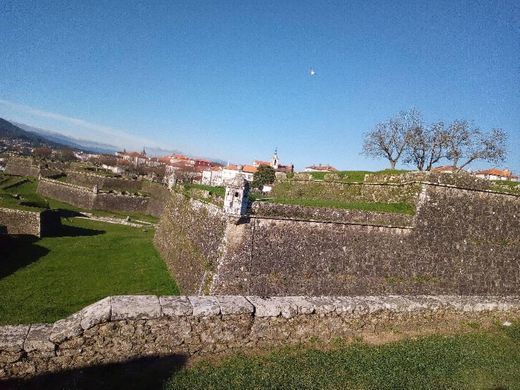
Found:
<box><xmin>0</xmin><ymin>117</ymin><xmax>226</xmax><ymax>163</ymax></box>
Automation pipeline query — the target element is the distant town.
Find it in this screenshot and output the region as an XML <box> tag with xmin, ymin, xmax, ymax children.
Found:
<box><xmin>1</xmin><ymin>116</ymin><xmax>517</xmax><ymax>187</ymax></box>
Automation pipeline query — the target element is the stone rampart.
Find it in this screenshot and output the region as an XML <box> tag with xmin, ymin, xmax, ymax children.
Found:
<box><xmin>4</xmin><ymin>158</ymin><xmax>40</xmax><ymax>178</ymax></box>
<box><xmin>154</xmin><ymin>193</ymin><xmax>227</xmax><ymax>294</ymax></box>
<box><xmin>0</xmin><ymin>208</ymin><xmax>60</xmax><ymax>237</ymax></box>
<box><xmin>94</xmin><ymin>193</ymin><xmax>150</xmax><ymax>214</ymax></box>
<box><xmin>36</xmin><ymin>178</ymin><xmax>158</xmax><ymax>215</ymax></box>
<box><xmin>64</xmin><ymin>170</ymin><xmax>143</xmax><ymax>192</ymax></box>
<box><xmin>1</xmin><ymin>295</ymin><xmax>519</xmax><ymax>380</ymax></box>
<box><xmin>156</xmin><ymin>183</ymin><xmax>520</xmax><ymax>296</ymax></box>
<box><xmin>37</xmin><ymin>178</ymin><xmax>96</xmax><ymax>209</ymax></box>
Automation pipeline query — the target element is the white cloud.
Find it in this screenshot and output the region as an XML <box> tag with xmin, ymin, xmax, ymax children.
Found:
<box><xmin>0</xmin><ymin>99</ymin><xmax>171</xmax><ymax>150</ymax></box>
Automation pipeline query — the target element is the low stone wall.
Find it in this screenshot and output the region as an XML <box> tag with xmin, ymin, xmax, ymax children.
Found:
<box><xmin>1</xmin><ymin>295</ymin><xmax>519</xmax><ymax>380</ymax></box>
<box><xmin>0</xmin><ymin>208</ymin><xmax>60</xmax><ymax>237</ymax></box>
<box><xmin>0</xmin><ymin>208</ymin><xmax>41</xmax><ymax>236</ymax></box>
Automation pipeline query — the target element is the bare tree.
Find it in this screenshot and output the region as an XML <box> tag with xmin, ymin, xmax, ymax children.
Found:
<box><xmin>362</xmin><ymin>108</ymin><xmax>421</xmax><ymax>169</ymax></box>
<box><xmin>404</xmin><ymin>122</ymin><xmax>449</xmax><ymax>171</ymax></box>
<box><xmin>33</xmin><ymin>146</ymin><xmax>52</xmax><ymax>160</ymax></box>
<box><xmin>446</xmin><ymin>121</ymin><xmax>507</xmax><ymax>170</ymax></box>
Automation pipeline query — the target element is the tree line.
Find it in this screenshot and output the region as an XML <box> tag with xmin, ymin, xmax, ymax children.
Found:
<box><xmin>362</xmin><ymin>108</ymin><xmax>507</xmax><ymax>171</ymax></box>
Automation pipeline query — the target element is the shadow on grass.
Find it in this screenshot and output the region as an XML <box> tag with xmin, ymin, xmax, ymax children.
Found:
<box><xmin>0</xmin><ymin>235</ymin><xmax>50</xmax><ymax>279</ymax></box>
<box><xmin>54</xmin><ymin>208</ymin><xmax>86</xmax><ymax>218</ymax></box>
<box><xmin>47</xmin><ymin>223</ymin><xmax>105</xmax><ymax>238</ymax></box>
<box><xmin>1</xmin><ymin>353</ymin><xmax>188</xmax><ymax>390</ymax></box>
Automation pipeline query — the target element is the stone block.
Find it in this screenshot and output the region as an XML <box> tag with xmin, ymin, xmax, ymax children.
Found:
<box><xmin>160</xmin><ymin>296</ymin><xmax>193</xmax><ymax>316</ymax></box>
<box><xmin>282</xmin><ymin>296</ymin><xmax>316</xmax><ymax>315</ymax></box>
<box><xmin>111</xmin><ymin>295</ymin><xmax>161</xmax><ymax>320</ymax></box>
<box><xmin>246</xmin><ymin>296</ymin><xmax>282</xmax><ymax>317</ymax></box>
<box><xmin>0</xmin><ymin>325</ymin><xmax>30</xmax><ymax>352</ymax></box>
<box><xmin>188</xmin><ymin>296</ymin><xmax>220</xmax><ymax>317</ymax></box>
<box><xmin>333</xmin><ymin>297</ymin><xmax>357</xmax><ymax>314</ymax></box>
<box><xmin>50</xmin><ymin>312</ymin><xmax>83</xmax><ymax>343</ymax></box>
<box><xmin>307</xmin><ymin>297</ymin><xmax>336</xmax><ymax>315</ymax></box>
<box><xmin>216</xmin><ymin>296</ymin><xmax>254</xmax><ymax>315</ymax></box>
<box><xmin>24</xmin><ymin>324</ymin><xmax>55</xmax><ymax>352</ymax></box>
<box><xmin>80</xmin><ymin>297</ymin><xmax>112</xmax><ymax>330</ymax></box>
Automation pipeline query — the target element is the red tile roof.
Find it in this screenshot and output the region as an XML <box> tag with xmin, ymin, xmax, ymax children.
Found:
<box><xmin>476</xmin><ymin>168</ymin><xmax>517</xmax><ymax>179</ymax></box>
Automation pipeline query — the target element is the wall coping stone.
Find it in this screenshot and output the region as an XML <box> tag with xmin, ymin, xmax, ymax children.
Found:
<box><xmin>2</xmin><ymin>295</ymin><xmax>520</xmax><ymax>356</ymax></box>
<box><xmin>188</xmin><ymin>296</ymin><xmax>221</xmax><ymax>317</ymax></box>
<box><xmin>111</xmin><ymin>295</ymin><xmax>161</xmax><ymax>321</ymax></box>
<box><xmin>24</xmin><ymin>324</ymin><xmax>54</xmax><ymax>353</ymax></box>
<box><xmin>0</xmin><ymin>326</ymin><xmax>30</xmax><ymax>352</ymax></box>
<box><xmin>159</xmin><ymin>296</ymin><xmax>193</xmax><ymax>317</ymax></box>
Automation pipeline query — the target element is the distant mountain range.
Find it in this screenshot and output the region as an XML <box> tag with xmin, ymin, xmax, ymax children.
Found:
<box><xmin>0</xmin><ymin>117</ymin><xmax>226</xmax><ymax>164</ymax></box>
<box><xmin>11</xmin><ymin>121</ymin><xmax>120</xmax><ymax>154</ymax></box>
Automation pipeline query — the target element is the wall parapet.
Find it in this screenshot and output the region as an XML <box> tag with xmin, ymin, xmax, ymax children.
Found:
<box><xmin>1</xmin><ymin>295</ymin><xmax>519</xmax><ymax>380</ymax></box>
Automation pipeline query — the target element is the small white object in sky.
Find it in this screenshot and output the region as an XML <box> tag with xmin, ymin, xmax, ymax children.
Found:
<box><xmin>309</xmin><ymin>68</ymin><xmax>316</xmax><ymax>76</ymax></box>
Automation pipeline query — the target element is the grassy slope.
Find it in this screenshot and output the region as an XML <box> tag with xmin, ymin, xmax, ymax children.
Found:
<box><xmin>167</xmin><ymin>325</ymin><xmax>520</xmax><ymax>389</ymax></box>
<box><xmin>0</xmin><ymin>217</ymin><xmax>178</xmax><ymax>325</ymax></box>
<box><xmin>267</xmin><ymin>170</ymin><xmax>414</xmax><ymax>214</ymax></box>
<box><xmin>0</xmin><ymin>177</ymin><xmax>49</xmax><ymax>211</ymax></box>
<box><xmin>307</xmin><ymin>169</ymin><xmax>410</xmax><ymax>182</ymax></box>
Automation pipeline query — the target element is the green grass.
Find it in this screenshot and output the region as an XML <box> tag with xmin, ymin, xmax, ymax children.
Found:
<box><xmin>491</xmin><ymin>179</ymin><xmax>520</xmax><ymax>187</ymax></box>
<box><xmin>307</xmin><ymin>169</ymin><xmax>410</xmax><ymax>182</ymax></box>
<box><xmin>0</xmin><ymin>176</ymin><xmax>50</xmax><ymax>211</ymax></box>
<box><xmin>167</xmin><ymin>325</ymin><xmax>520</xmax><ymax>389</ymax></box>
<box><xmin>271</xmin><ymin>197</ymin><xmax>415</xmax><ymax>214</ymax></box>
<box><xmin>0</xmin><ymin>218</ymin><xmax>178</xmax><ymax>325</ymax></box>
<box><xmin>183</xmin><ymin>183</ymin><xmax>225</xmax><ymax>197</ymax></box>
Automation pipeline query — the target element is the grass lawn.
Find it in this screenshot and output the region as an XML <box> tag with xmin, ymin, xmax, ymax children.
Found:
<box><xmin>183</xmin><ymin>183</ymin><xmax>225</xmax><ymax>197</ymax></box>
<box><xmin>167</xmin><ymin>325</ymin><xmax>520</xmax><ymax>389</ymax></box>
<box><xmin>0</xmin><ymin>217</ymin><xmax>178</xmax><ymax>325</ymax></box>
<box><xmin>270</xmin><ymin>197</ymin><xmax>415</xmax><ymax>215</ymax></box>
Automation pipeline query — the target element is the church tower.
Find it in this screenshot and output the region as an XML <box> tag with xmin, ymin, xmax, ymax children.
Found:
<box><xmin>271</xmin><ymin>148</ymin><xmax>279</xmax><ymax>170</ymax></box>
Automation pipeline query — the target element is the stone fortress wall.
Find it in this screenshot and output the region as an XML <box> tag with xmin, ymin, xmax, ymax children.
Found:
<box><xmin>155</xmin><ymin>175</ymin><xmax>520</xmax><ymax>296</ymax></box>
<box><xmin>0</xmin><ymin>207</ymin><xmax>61</xmax><ymax>237</ymax></box>
<box><xmin>4</xmin><ymin>158</ymin><xmax>41</xmax><ymax>178</ymax></box>
<box><xmin>4</xmin><ymin>157</ymin><xmax>64</xmax><ymax>179</ymax></box>
<box><xmin>64</xmin><ymin>170</ymin><xmax>144</xmax><ymax>193</ymax></box>
<box><xmin>1</xmin><ymin>294</ymin><xmax>519</xmax><ymax>380</ymax></box>
<box><xmin>36</xmin><ymin>178</ymin><xmax>167</xmax><ymax>217</ymax></box>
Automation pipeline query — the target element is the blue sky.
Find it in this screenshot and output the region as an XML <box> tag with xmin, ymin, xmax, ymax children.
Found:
<box><xmin>1</xmin><ymin>0</ymin><xmax>519</xmax><ymax>171</ymax></box>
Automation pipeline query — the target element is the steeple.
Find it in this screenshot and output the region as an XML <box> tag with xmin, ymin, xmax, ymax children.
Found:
<box><xmin>271</xmin><ymin>148</ymin><xmax>279</xmax><ymax>169</ymax></box>
<box><xmin>142</xmin><ymin>147</ymin><xmax>146</xmax><ymax>156</ymax></box>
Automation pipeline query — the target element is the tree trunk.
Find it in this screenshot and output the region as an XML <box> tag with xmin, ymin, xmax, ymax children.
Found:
<box><xmin>390</xmin><ymin>160</ymin><xmax>396</xmax><ymax>169</ymax></box>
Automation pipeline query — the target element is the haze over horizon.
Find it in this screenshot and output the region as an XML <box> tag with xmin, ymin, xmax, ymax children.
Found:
<box><xmin>1</xmin><ymin>0</ymin><xmax>519</xmax><ymax>171</ymax></box>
